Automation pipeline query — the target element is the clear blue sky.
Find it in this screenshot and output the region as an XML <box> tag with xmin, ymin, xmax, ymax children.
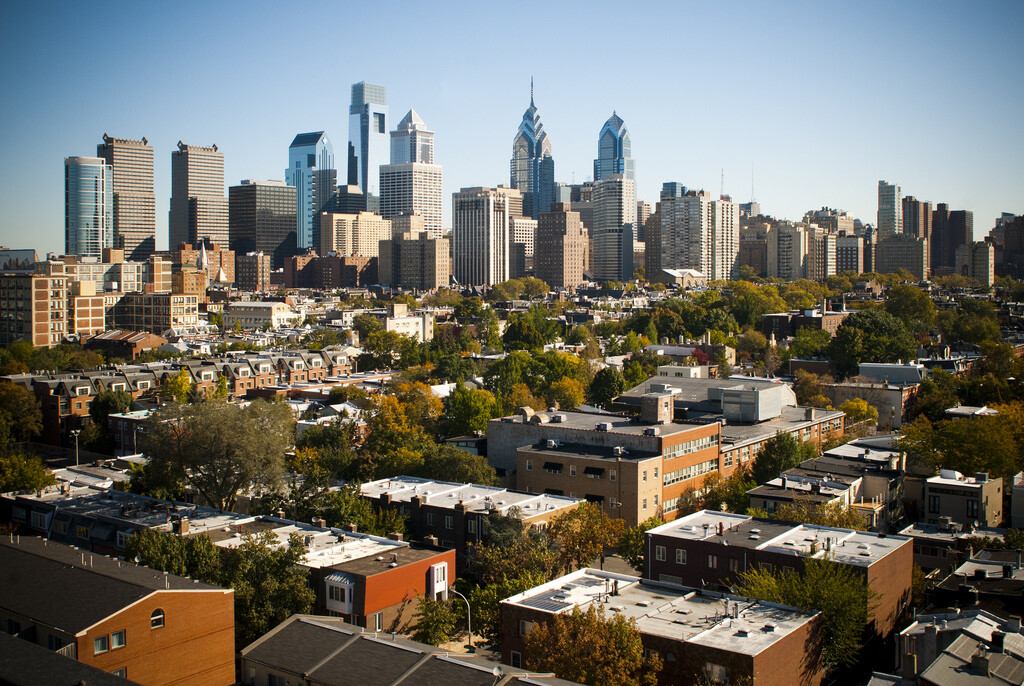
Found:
<box><xmin>1</xmin><ymin>0</ymin><xmax>1021</xmax><ymax>257</ymax></box>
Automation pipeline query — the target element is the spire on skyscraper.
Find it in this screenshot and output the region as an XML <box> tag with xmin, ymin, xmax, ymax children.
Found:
<box><xmin>511</xmin><ymin>83</ymin><xmax>555</xmax><ymax>219</ymax></box>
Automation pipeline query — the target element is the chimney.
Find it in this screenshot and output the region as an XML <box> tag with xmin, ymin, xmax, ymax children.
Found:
<box><xmin>971</xmin><ymin>651</ymin><xmax>991</xmax><ymax>677</ymax></box>
<box><xmin>380</xmin><ymin>493</ymin><xmax>393</xmax><ymax>506</ymax></box>
<box><xmin>1004</xmin><ymin>564</ymin><xmax>1014</xmax><ymax>579</ymax></box>
<box><xmin>992</xmin><ymin>631</ymin><xmax>1006</xmax><ymax>653</ymax></box>
<box><xmin>344</xmin><ymin>522</ymin><xmax>358</xmax><ymax>533</ymax></box>
<box><xmin>425</xmin><ymin>534</ymin><xmax>439</xmax><ymax>547</ymax></box>
<box><xmin>388</xmin><ymin>532</ymin><xmax>403</xmax><ymax>541</ymax></box>
<box><xmin>315</xmin><ymin>517</ymin><xmax>326</xmax><ymax>528</ymax></box>
<box><xmin>178</xmin><ymin>517</ymin><xmax>190</xmax><ymax>535</ymax></box>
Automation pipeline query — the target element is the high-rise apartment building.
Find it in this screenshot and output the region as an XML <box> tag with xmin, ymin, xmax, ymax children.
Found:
<box><xmin>285</xmin><ymin>132</ymin><xmax>336</xmax><ymax>252</ymax></box>
<box><xmin>0</xmin><ymin>274</ymin><xmax>67</xmax><ymax>347</ymax></box>
<box><xmin>836</xmin><ymin>235</ymin><xmax>864</xmax><ymax>274</ymax></box>
<box><xmin>379</xmin><ymin>110</ymin><xmax>443</xmax><ymax>238</ymax></box>
<box><xmin>168</xmin><ymin>142</ymin><xmax>228</xmax><ymax>249</ymax></box>
<box><xmin>803</xmin><ymin>207</ymin><xmax>854</xmax><ymax>235</ymax></box>
<box><xmin>767</xmin><ymin>222</ymin><xmax>809</xmax><ymax>280</ymax></box>
<box><xmin>655</xmin><ymin>191</ymin><xmax>739</xmax><ymax>282</ymax></box>
<box><xmin>509</xmin><ymin>216</ymin><xmax>538</xmax><ymax>279</ymax></box>
<box><xmin>452</xmin><ymin>186</ymin><xmax>520</xmax><ymax>287</ymax></box>
<box><xmin>535</xmin><ymin>203</ymin><xmax>589</xmax><ymax>289</ymax></box>
<box><xmin>593</xmin><ymin>113</ymin><xmax>635</xmax><ymax>182</ymax></box>
<box><xmin>378</xmin><ymin>229</ymin><xmax>450</xmax><ymax>291</ymax></box>
<box><xmin>876</xmin><ymin>234</ymin><xmax>928</xmax><ymax>280</ymax></box>
<box><xmin>877</xmin><ymin>180</ymin><xmax>902</xmax><ymax>239</ymax></box>
<box><xmin>955</xmin><ymin>241</ymin><xmax>995</xmax><ymax>287</ymax></box>
<box><xmin>65</xmin><ymin>156</ymin><xmax>113</xmax><ymax>259</ymax></box>
<box><xmin>97</xmin><ymin>134</ymin><xmax>156</xmax><ymax>260</ymax></box>
<box><xmin>235</xmin><ymin>252</ymin><xmax>272</xmax><ymax>292</ymax></box>
<box><xmin>902</xmin><ymin>196</ymin><xmax>932</xmax><ymax>275</ymax></box>
<box><xmin>319</xmin><ymin>212</ymin><xmax>391</xmax><ymax>258</ymax></box>
<box><xmin>510</xmin><ymin>88</ymin><xmax>555</xmax><ymax>219</ymax></box>
<box><xmin>228</xmin><ymin>180</ymin><xmax>297</xmax><ymax>269</ymax></box>
<box><xmin>347</xmin><ymin>82</ymin><xmax>388</xmax><ymax>209</ymax></box>
<box><xmin>592</xmin><ymin>174</ymin><xmax>636</xmax><ymax>282</ymax></box>
<box><xmin>932</xmin><ymin>203</ymin><xmax>974</xmax><ymax>274</ymax></box>
<box><xmin>807</xmin><ymin>228</ymin><xmax>837</xmax><ymax>282</ymax></box>
<box><xmin>636</xmin><ymin>200</ymin><xmax>651</xmax><ymax>243</ymax></box>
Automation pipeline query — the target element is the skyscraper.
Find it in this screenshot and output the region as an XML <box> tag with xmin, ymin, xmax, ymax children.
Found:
<box><xmin>594</xmin><ymin>113</ymin><xmax>635</xmax><ymax>182</ymax></box>
<box><xmin>96</xmin><ymin>134</ymin><xmax>156</xmax><ymax>260</ymax></box>
<box><xmin>65</xmin><ymin>156</ymin><xmax>113</xmax><ymax>258</ymax></box>
<box><xmin>379</xmin><ymin>110</ymin><xmax>443</xmax><ymax>238</ymax></box>
<box><xmin>169</xmin><ymin>142</ymin><xmax>228</xmax><ymax>248</ymax></box>
<box><xmin>932</xmin><ymin>203</ymin><xmax>974</xmax><ymax>274</ymax></box>
<box><xmin>656</xmin><ymin>191</ymin><xmax>740</xmax><ymax>282</ymax></box>
<box><xmin>535</xmin><ymin>203</ymin><xmax>589</xmax><ymax>289</ymax></box>
<box><xmin>592</xmin><ymin>174</ymin><xmax>636</xmax><ymax>282</ymax></box>
<box><xmin>347</xmin><ymin>82</ymin><xmax>388</xmax><ymax>209</ymax></box>
<box><xmin>876</xmin><ymin>180</ymin><xmax>902</xmax><ymax>239</ymax></box>
<box><xmin>285</xmin><ymin>132</ymin><xmax>336</xmax><ymax>252</ymax></box>
<box><xmin>510</xmin><ymin>85</ymin><xmax>555</xmax><ymax>219</ymax></box>
<box><xmin>228</xmin><ymin>180</ymin><xmax>297</xmax><ymax>269</ymax></box>
<box><xmin>452</xmin><ymin>186</ymin><xmax>520</xmax><ymax>286</ymax></box>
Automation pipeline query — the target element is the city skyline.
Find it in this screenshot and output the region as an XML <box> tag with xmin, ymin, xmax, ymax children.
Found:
<box><xmin>2</xmin><ymin>1</ymin><xmax>1021</xmax><ymax>257</ymax></box>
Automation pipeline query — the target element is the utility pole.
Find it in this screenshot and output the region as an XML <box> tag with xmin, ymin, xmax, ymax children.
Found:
<box><xmin>70</xmin><ymin>429</ymin><xmax>81</xmax><ymax>467</ymax></box>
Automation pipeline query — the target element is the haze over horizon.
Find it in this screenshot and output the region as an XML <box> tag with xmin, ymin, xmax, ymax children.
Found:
<box><xmin>1</xmin><ymin>0</ymin><xmax>1021</xmax><ymax>257</ymax></box>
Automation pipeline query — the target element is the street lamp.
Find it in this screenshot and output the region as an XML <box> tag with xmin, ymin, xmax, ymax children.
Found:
<box><xmin>450</xmin><ymin>588</ymin><xmax>473</xmax><ymax>652</ymax></box>
<box><xmin>69</xmin><ymin>429</ymin><xmax>81</xmax><ymax>467</ymax></box>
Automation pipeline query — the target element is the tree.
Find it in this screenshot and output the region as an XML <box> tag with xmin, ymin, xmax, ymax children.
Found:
<box><xmin>419</xmin><ymin>443</ymin><xmax>497</xmax><ymax>485</ymax></box>
<box><xmin>898</xmin><ymin>413</ymin><xmax>1021</xmax><ymax>481</ymax></box>
<box><xmin>617</xmin><ymin>517</ymin><xmax>664</xmax><ymax>575</ymax></box>
<box><xmin>749</xmin><ymin>432</ymin><xmax>816</xmax><ymax>486</ymax></box>
<box><xmin>789</xmin><ymin>328</ymin><xmax>832</xmax><ymax>359</ymax></box>
<box><xmin>839</xmin><ymin>398</ymin><xmax>878</xmax><ymax>426</ymax></box>
<box><xmin>125</xmin><ymin>529</ymin><xmax>221</xmax><ymax>581</ymax></box>
<box><xmin>0</xmin><ymin>451</ymin><xmax>56</xmax><ymax>493</ymax></box>
<box><xmin>507</xmin><ymin>383</ymin><xmax>545</xmax><ymax>411</ymax></box>
<box><xmin>884</xmin><ymin>284</ymin><xmax>936</xmax><ymax>334</ymax></box>
<box><xmin>0</xmin><ymin>380</ymin><xmax>42</xmax><ymax>443</ymax></box>
<box><xmin>548</xmin><ymin>376</ymin><xmax>585</xmax><ymax>409</ymax></box>
<box><xmin>411</xmin><ymin>596</ymin><xmax>458</xmax><ymax>646</ymax></box>
<box><xmin>503</xmin><ymin>314</ymin><xmax>546</xmax><ymax>352</ymax></box>
<box><xmin>753</xmin><ymin>499</ymin><xmax>868</xmax><ymax>530</ymax></box>
<box><xmin>698</xmin><ymin>468</ymin><xmax>756</xmax><ymax>513</ymax></box>
<box><xmin>220</xmin><ymin>531</ymin><xmax>316</xmax><ymax>645</ymax></box>
<box><xmin>161</xmin><ymin>369</ymin><xmax>192</xmax><ymax>403</ymax></box>
<box><xmin>139</xmin><ymin>399</ymin><xmax>293</xmax><ymax>511</ymax></box>
<box><xmin>440</xmin><ymin>386</ymin><xmax>497</xmax><ymax>438</ymax></box>
<box><xmin>793</xmin><ymin>369</ymin><xmax>832</xmax><ymax>408</ymax></box>
<box><xmin>524</xmin><ymin>605</ymin><xmax>662</xmax><ymax>686</ymax></box>
<box><xmin>470</xmin><ymin>570</ymin><xmax>547</xmax><ymax>646</ymax></box>
<box><xmin>548</xmin><ymin>502</ymin><xmax>625</xmax><ymax>574</ymax></box>
<box><xmin>830</xmin><ymin>309</ymin><xmax>916</xmax><ymax>378</ymax></box>
<box><xmin>736</xmin><ymin>329</ymin><xmax>767</xmax><ymax>359</ymax></box>
<box><xmin>588</xmin><ymin>367</ymin><xmax>627</xmax><ymax>409</ymax></box>
<box><xmin>937</xmin><ymin>298</ymin><xmax>1001</xmax><ymax>345</ymax></box>
<box><xmin>734</xmin><ymin>557</ymin><xmax>872</xmax><ymax>672</ymax></box>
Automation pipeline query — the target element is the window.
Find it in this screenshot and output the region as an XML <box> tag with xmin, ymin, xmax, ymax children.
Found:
<box><xmin>94</xmin><ymin>635</ymin><xmax>109</xmax><ymax>654</ymax></box>
<box><xmin>654</xmin><ymin>468</ymin><xmax>658</xmax><ymax>478</ymax></box>
<box><xmin>53</xmin><ymin>520</ymin><xmax>68</xmax><ymax>535</ymax></box>
<box><xmin>329</xmin><ymin>585</ymin><xmax>346</xmax><ymax>602</ymax></box>
<box><xmin>643</xmin><ymin>471</ymin><xmax>647</xmax><ymax>482</ymax></box>
<box><xmin>967</xmin><ymin>500</ymin><xmax>979</xmax><ymax>518</ymax></box>
<box><xmin>77</xmin><ymin>525</ymin><xmax>89</xmax><ymax>540</ymax></box>
<box><xmin>654</xmin><ymin>495</ymin><xmax>659</xmax><ymax>506</ymax></box>
<box><xmin>707</xmin><ymin>554</ymin><xmax>718</xmax><ymax>569</ymax></box>
<box><xmin>928</xmin><ymin>495</ymin><xmax>940</xmax><ymax>514</ymax></box>
<box><xmin>609</xmin><ymin>470</ymin><xmax>616</xmax><ymax>482</ymax></box>
<box><xmin>444</xmin><ymin>515</ymin><xmax>454</xmax><ymax>530</ymax></box>
<box><xmin>526</xmin><ymin>460</ymin><xmax>533</xmax><ymax>471</ymax></box>
<box><xmin>643</xmin><ymin>499</ymin><xmax>648</xmax><ymax>510</ymax></box>
<box><xmin>676</xmin><ymin>549</ymin><xmax>686</xmax><ymax>565</ymax></box>
<box><xmin>374</xmin><ymin>612</ymin><xmax>383</xmax><ymax>631</ymax></box>
<box><xmin>426</xmin><ymin>512</ymin><xmax>436</xmax><ymax>526</ymax></box>
<box><xmin>569</xmin><ymin>465</ymin><xmax>577</xmax><ymax>476</ymax></box>
<box><xmin>6</xmin><ymin>619</ymin><xmax>21</xmax><ymax>635</ymax></box>
<box><xmin>519</xmin><ymin>620</ymin><xmax>535</xmax><ymax>636</ymax></box>
<box><xmin>374</xmin><ymin>112</ymin><xmax>386</xmax><ymax>133</ymax></box>
<box><xmin>150</xmin><ymin>609</ymin><xmax>164</xmax><ymax>629</ymax></box>
<box><xmin>729</xmin><ymin>558</ymin><xmax>740</xmax><ymax>572</ymax></box>
<box><xmin>468</xmin><ymin>519</ymin><xmax>477</xmax><ymax>534</ymax></box>
<box><xmin>510</xmin><ymin>651</ymin><xmax>522</xmax><ymax>669</ymax></box>
<box><xmin>112</xmin><ymin>668</ymin><xmax>127</xmax><ymax>678</ymax></box>
<box><xmin>655</xmin><ymin>545</ymin><xmax>666</xmax><ymax>561</ymax></box>
<box><xmin>30</xmin><ymin>511</ymin><xmax>46</xmax><ymax>529</ymax></box>
<box><xmin>48</xmin><ymin>635</ymin><xmax>63</xmax><ymax>650</ymax></box>
<box><xmin>116</xmin><ymin>531</ymin><xmax>130</xmax><ymax>549</ymax></box>
<box><xmin>111</xmin><ymin>630</ymin><xmax>125</xmax><ymax>649</ymax></box>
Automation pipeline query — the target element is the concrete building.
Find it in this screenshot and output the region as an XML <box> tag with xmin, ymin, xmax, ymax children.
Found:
<box><xmin>319</xmin><ymin>211</ymin><xmax>391</xmax><ymax>258</ymax></box>
<box><xmin>172</xmin><ymin>242</ymin><xmax>234</xmax><ymax>285</ymax></box>
<box><xmin>534</xmin><ymin>203</ymin><xmax>589</xmax><ymax>289</ymax></box>
<box><xmin>228</xmin><ymin>179</ymin><xmax>297</xmax><ymax>269</ymax></box>
<box><xmin>379</xmin><ymin>110</ymin><xmax>443</xmax><ymax>238</ymax></box>
<box><xmin>761</xmin><ymin>306</ymin><xmax>850</xmax><ymax>340</ymax></box>
<box><xmin>377</xmin><ymin>228</ymin><xmax>450</xmax><ymax>291</ymax></box>
<box><xmin>903</xmin><ymin>196</ymin><xmax>933</xmax><ymax>244</ymax></box>
<box><xmin>500</xmin><ymin>568</ymin><xmax>825</xmax><ymax>686</ymax></box>
<box><xmin>592</xmin><ymin>174</ymin><xmax>636</xmax><ymax>282</ymax></box>
<box><xmin>0</xmin><ymin>273</ymin><xmax>67</xmax><ymax>347</ymax></box>
<box><xmin>876</xmin><ymin>234</ymin><xmax>929</xmax><ymax>279</ymax></box>
<box><xmin>235</xmin><ymin>251</ymin><xmax>272</xmax><ymax>292</ymax></box>
<box><xmin>113</xmin><ymin>293</ymin><xmax>199</xmax><ymax>334</ymax></box>
<box><xmin>924</xmin><ymin>470</ymin><xmax>1003</xmax><ymax>528</ymax></box>
<box><xmin>824</xmin><ymin>380</ymin><xmax>918</xmax><ymax>431</ymax></box>
<box><xmin>168</xmin><ymin>142</ymin><xmax>228</xmax><ymax>249</ymax></box>
<box><xmin>97</xmin><ymin>134</ymin><xmax>156</xmax><ymax>261</ymax></box>
<box><xmin>804</xmin><ymin>207</ymin><xmax>854</xmax><ymax>234</ymax></box>
<box><xmin>509</xmin><ymin>215</ymin><xmax>537</xmax><ymax>278</ymax></box>
<box><xmin>510</xmin><ymin>87</ymin><xmax>556</xmax><ymax>219</ymax></box>
<box><xmin>807</xmin><ymin>228</ymin><xmax>837</xmax><ymax>282</ymax></box>
<box><xmin>65</xmin><ymin>156</ymin><xmax>113</xmax><ymax>259</ymax></box>
<box><xmin>223</xmin><ymin>301</ymin><xmax>298</xmax><ymax>330</ymax></box>
<box><xmin>657</xmin><ymin>191</ymin><xmax>739</xmax><ymax>282</ymax></box>
<box><xmin>347</xmin><ymin>82</ymin><xmax>388</xmax><ymax>209</ymax></box>
<box><xmin>877</xmin><ymin>180</ymin><xmax>902</xmax><ymax>240</ymax></box>
<box><xmin>767</xmin><ymin>222</ymin><xmax>809</xmax><ymax>280</ymax></box>
<box><xmin>452</xmin><ymin>186</ymin><xmax>519</xmax><ymax>287</ymax></box>
<box><xmin>286</xmin><ymin>131</ymin><xmax>336</xmax><ymax>252</ymax></box>
<box><xmin>955</xmin><ymin>241</ymin><xmax>996</xmax><ymax>287</ymax></box>
<box><xmin>932</xmin><ymin>204</ymin><xmax>974</xmax><ymax>274</ymax></box>
<box><xmin>0</xmin><ymin>535</ymin><xmax>234</xmax><ymax>685</ymax></box>
<box><xmin>836</xmin><ymin>234</ymin><xmax>864</xmax><ymax>274</ymax></box>
<box><xmin>645</xmin><ymin>511</ymin><xmax>913</xmax><ymax>640</ymax></box>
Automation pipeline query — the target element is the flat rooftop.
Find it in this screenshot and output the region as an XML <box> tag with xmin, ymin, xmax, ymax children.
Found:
<box><xmin>518</xmin><ymin>441</ymin><xmax>660</xmax><ymax>463</ymax></box>
<box><xmin>618</xmin><ymin>375</ymin><xmax>791</xmax><ymax>404</ymax></box>
<box><xmin>502</xmin><ymin>568</ymin><xmax>817</xmax><ymax>655</ymax></box>
<box><xmin>490</xmin><ymin>409</ymin><xmax>708</xmax><ymax>439</ymax></box>
<box><xmin>360</xmin><ymin>475</ymin><xmax>581</xmax><ymax>517</ymax></box>
<box><xmin>649</xmin><ymin>510</ymin><xmax>910</xmax><ymax>567</ymax></box>
<box><xmin>719</xmin><ymin>406</ymin><xmax>844</xmax><ymax>448</ymax></box>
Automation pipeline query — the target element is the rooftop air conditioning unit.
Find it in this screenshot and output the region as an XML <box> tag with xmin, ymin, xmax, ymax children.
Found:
<box><xmin>597</xmin><ymin>422</ymin><xmax>612</xmax><ymax>432</ymax></box>
<box><xmin>552</xmin><ymin>414</ymin><xmax>567</xmax><ymax>423</ymax></box>
<box><xmin>644</xmin><ymin>427</ymin><xmax>660</xmax><ymax>436</ymax></box>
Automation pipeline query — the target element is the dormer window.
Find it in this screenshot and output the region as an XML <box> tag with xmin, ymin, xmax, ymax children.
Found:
<box><xmin>76</xmin><ymin>387</ymin><xmax>89</xmax><ymax>396</ymax></box>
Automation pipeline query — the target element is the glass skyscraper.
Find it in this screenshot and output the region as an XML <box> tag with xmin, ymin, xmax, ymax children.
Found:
<box><xmin>594</xmin><ymin>112</ymin><xmax>635</xmax><ymax>182</ymax></box>
<box><xmin>286</xmin><ymin>132</ymin><xmax>336</xmax><ymax>251</ymax></box>
<box><xmin>347</xmin><ymin>82</ymin><xmax>388</xmax><ymax>210</ymax></box>
<box><xmin>65</xmin><ymin>156</ymin><xmax>113</xmax><ymax>258</ymax></box>
<box><xmin>510</xmin><ymin>86</ymin><xmax>555</xmax><ymax>219</ymax></box>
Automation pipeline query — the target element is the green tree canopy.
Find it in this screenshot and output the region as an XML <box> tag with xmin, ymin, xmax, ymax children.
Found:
<box><xmin>411</xmin><ymin>596</ymin><xmax>458</xmax><ymax>646</ymax></box>
<box><xmin>588</xmin><ymin>367</ymin><xmax>628</xmax><ymax>409</ymax></box>
<box><xmin>548</xmin><ymin>502</ymin><xmax>625</xmax><ymax>574</ymax></box>
<box><xmin>749</xmin><ymin>432</ymin><xmax>817</xmax><ymax>486</ymax></box>
<box><xmin>0</xmin><ymin>451</ymin><xmax>56</xmax><ymax>493</ymax></box>
<box><xmin>617</xmin><ymin>516</ymin><xmax>664</xmax><ymax>575</ymax></box>
<box><xmin>883</xmin><ymin>284</ymin><xmax>936</xmax><ymax>333</ymax></box>
<box><xmin>829</xmin><ymin>308</ymin><xmax>916</xmax><ymax>378</ymax></box>
<box><xmin>440</xmin><ymin>386</ymin><xmax>497</xmax><ymax>438</ymax></box>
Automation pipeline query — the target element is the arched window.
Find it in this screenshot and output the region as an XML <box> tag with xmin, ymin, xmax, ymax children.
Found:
<box><xmin>150</xmin><ymin>609</ymin><xmax>164</xmax><ymax>629</ymax></box>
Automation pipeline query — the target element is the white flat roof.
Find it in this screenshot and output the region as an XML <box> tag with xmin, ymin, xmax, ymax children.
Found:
<box><xmin>360</xmin><ymin>475</ymin><xmax>580</xmax><ymax>517</ymax></box>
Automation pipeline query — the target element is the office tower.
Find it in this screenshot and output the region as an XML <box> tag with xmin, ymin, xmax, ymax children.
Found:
<box><xmin>807</xmin><ymin>228</ymin><xmax>837</xmax><ymax>282</ymax></box>
<box><xmin>378</xmin><ymin>229</ymin><xmax>450</xmax><ymax>291</ymax></box>
<box><xmin>228</xmin><ymin>180</ymin><xmax>297</xmax><ymax>269</ymax></box>
<box><xmin>319</xmin><ymin>212</ymin><xmax>391</xmax><ymax>258</ymax></box>
<box><xmin>509</xmin><ymin>216</ymin><xmax>538</xmax><ymax>278</ymax></box>
<box><xmin>452</xmin><ymin>186</ymin><xmax>520</xmax><ymax>287</ymax></box>
<box><xmin>169</xmin><ymin>142</ymin><xmax>228</xmax><ymax>248</ymax></box>
<box><xmin>836</xmin><ymin>235</ymin><xmax>864</xmax><ymax>274</ymax></box>
<box><xmin>876</xmin><ymin>180</ymin><xmax>902</xmax><ymax>239</ymax></box>
<box><xmin>347</xmin><ymin>81</ymin><xmax>388</xmax><ymax>209</ymax></box>
<box><xmin>510</xmin><ymin>86</ymin><xmax>555</xmax><ymax>218</ymax></box>
<box><xmin>739</xmin><ymin>201</ymin><xmax>761</xmax><ymax>219</ymax></box>
<box><xmin>661</xmin><ymin>183</ymin><xmax>686</xmax><ymax>200</ymax></box>
<box><xmin>65</xmin><ymin>156</ymin><xmax>113</xmax><ymax>258</ymax></box>
<box><xmin>767</xmin><ymin>222</ymin><xmax>809</xmax><ymax>280</ymax></box>
<box><xmin>236</xmin><ymin>252</ymin><xmax>272</xmax><ymax>292</ymax></box>
<box><xmin>592</xmin><ymin>174</ymin><xmax>636</xmax><ymax>282</ymax></box>
<box><xmin>932</xmin><ymin>203</ymin><xmax>974</xmax><ymax>274</ymax></box>
<box><xmin>380</xmin><ymin>110</ymin><xmax>443</xmax><ymax>237</ymax></box>
<box><xmin>593</xmin><ymin>113</ymin><xmax>635</xmax><ymax>182</ymax></box>
<box><xmin>657</xmin><ymin>191</ymin><xmax>739</xmax><ymax>282</ymax></box>
<box><xmin>635</xmin><ymin>200</ymin><xmax>651</xmax><ymax>243</ymax></box>
<box><xmin>324</xmin><ymin>184</ymin><xmax>368</xmax><ymax>214</ymax></box>
<box><xmin>876</xmin><ymin>234</ymin><xmax>928</xmax><ymax>280</ymax></box>
<box><xmin>285</xmin><ymin>132</ymin><xmax>336</xmax><ymax>252</ymax></box>
<box><xmin>902</xmin><ymin>196</ymin><xmax>932</xmax><ymax>275</ymax></box>
<box><xmin>96</xmin><ymin>134</ymin><xmax>156</xmax><ymax>260</ymax></box>
<box><xmin>535</xmin><ymin>203</ymin><xmax>589</xmax><ymax>289</ymax></box>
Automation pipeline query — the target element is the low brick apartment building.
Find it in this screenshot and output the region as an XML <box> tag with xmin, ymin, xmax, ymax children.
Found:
<box><xmin>0</xmin><ymin>535</ymin><xmax>234</xmax><ymax>685</ymax></box>
<box><xmin>499</xmin><ymin>568</ymin><xmax>825</xmax><ymax>686</ymax></box>
<box><xmin>645</xmin><ymin>510</ymin><xmax>913</xmax><ymax>639</ymax></box>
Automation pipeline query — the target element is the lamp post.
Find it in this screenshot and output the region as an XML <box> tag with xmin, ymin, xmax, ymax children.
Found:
<box><xmin>69</xmin><ymin>429</ymin><xmax>81</xmax><ymax>467</ymax></box>
<box><xmin>450</xmin><ymin>588</ymin><xmax>473</xmax><ymax>652</ymax></box>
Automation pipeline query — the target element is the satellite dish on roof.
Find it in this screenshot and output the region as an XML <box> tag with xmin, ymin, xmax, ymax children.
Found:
<box><xmin>492</xmin><ymin>666</ymin><xmax>501</xmax><ymax>676</ymax></box>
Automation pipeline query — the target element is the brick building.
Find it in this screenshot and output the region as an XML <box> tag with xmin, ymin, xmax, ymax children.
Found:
<box><xmin>0</xmin><ymin>273</ymin><xmax>67</xmax><ymax>347</ymax></box>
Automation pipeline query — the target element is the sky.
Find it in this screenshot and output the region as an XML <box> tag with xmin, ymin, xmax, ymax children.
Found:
<box><xmin>1</xmin><ymin>0</ymin><xmax>1022</xmax><ymax>257</ymax></box>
